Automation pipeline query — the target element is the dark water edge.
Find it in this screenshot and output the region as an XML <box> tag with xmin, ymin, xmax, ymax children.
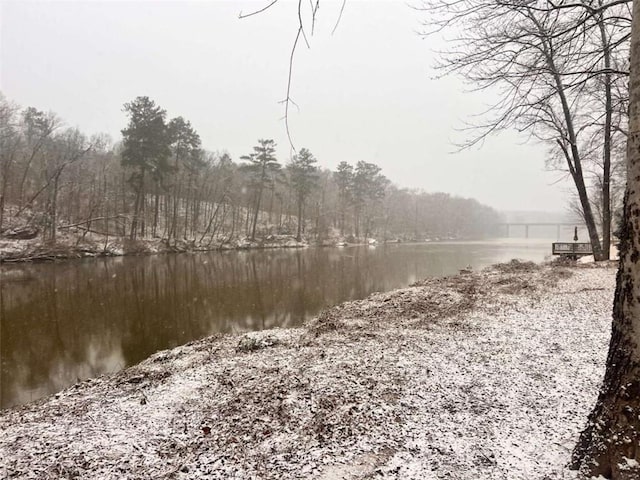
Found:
<box><xmin>1</xmin><ymin>240</ymin><xmax>553</xmax><ymax>409</ymax></box>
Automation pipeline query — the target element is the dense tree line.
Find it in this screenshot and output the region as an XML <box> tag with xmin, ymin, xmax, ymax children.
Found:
<box><xmin>0</xmin><ymin>93</ymin><xmax>500</xmax><ymax>246</ymax></box>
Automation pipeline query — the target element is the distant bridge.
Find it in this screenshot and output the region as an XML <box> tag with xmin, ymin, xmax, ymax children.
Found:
<box><xmin>495</xmin><ymin>222</ymin><xmax>586</xmax><ymax>239</ymax></box>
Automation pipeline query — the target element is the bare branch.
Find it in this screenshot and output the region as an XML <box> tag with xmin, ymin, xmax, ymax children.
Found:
<box><xmin>298</xmin><ymin>0</ymin><xmax>311</xmax><ymax>49</ymax></box>
<box><xmin>282</xmin><ymin>25</ymin><xmax>304</xmax><ymax>151</ymax></box>
<box><xmin>238</xmin><ymin>0</ymin><xmax>279</xmax><ymax>19</ymax></box>
<box><xmin>332</xmin><ymin>0</ymin><xmax>347</xmax><ymax>35</ymax></box>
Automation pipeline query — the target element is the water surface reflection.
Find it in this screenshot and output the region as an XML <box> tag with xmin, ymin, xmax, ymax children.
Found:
<box><xmin>1</xmin><ymin>240</ymin><xmax>550</xmax><ymax>408</ymax></box>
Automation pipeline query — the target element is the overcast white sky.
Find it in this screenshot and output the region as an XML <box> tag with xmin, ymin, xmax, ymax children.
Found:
<box><xmin>0</xmin><ymin>0</ymin><xmax>573</xmax><ymax>212</ymax></box>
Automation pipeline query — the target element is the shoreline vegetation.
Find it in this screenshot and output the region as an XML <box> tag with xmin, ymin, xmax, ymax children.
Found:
<box><xmin>0</xmin><ymin>226</ymin><xmax>489</xmax><ymax>264</ymax></box>
<box><xmin>0</xmin><ymin>259</ymin><xmax>616</xmax><ymax>479</ymax></box>
<box><xmin>0</xmin><ymin>231</ymin><xmax>313</xmax><ymax>263</ymax></box>
<box><xmin>0</xmin><ymin>94</ymin><xmax>502</xmax><ymax>266</ymax></box>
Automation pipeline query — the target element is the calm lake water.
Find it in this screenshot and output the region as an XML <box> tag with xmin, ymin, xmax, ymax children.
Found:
<box><xmin>1</xmin><ymin>239</ymin><xmax>554</xmax><ymax>409</ymax></box>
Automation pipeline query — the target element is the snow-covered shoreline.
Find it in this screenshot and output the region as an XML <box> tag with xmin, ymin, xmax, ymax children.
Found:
<box><xmin>0</xmin><ymin>233</ymin><xmax>313</xmax><ymax>263</ymax></box>
<box><xmin>0</xmin><ymin>228</ymin><xmax>486</xmax><ymax>264</ymax></box>
<box><xmin>0</xmin><ymin>261</ymin><xmax>615</xmax><ymax>479</ymax></box>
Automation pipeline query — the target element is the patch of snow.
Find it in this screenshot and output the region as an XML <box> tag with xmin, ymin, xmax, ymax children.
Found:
<box><xmin>105</xmin><ymin>242</ymin><xmax>124</xmax><ymax>256</ymax></box>
<box><xmin>0</xmin><ymin>264</ymin><xmax>616</xmax><ymax>479</ymax></box>
<box><xmin>619</xmin><ymin>456</ymin><xmax>640</xmax><ymax>470</ymax></box>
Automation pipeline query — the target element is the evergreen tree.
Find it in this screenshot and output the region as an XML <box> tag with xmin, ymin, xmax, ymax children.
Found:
<box><xmin>240</xmin><ymin>139</ymin><xmax>280</xmax><ymax>240</ymax></box>
<box><xmin>121</xmin><ymin>96</ymin><xmax>171</xmax><ymax>239</ymax></box>
<box><xmin>334</xmin><ymin>161</ymin><xmax>353</xmax><ymax>235</ymax></box>
<box><xmin>352</xmin><ymin>161</ymin><xmax>388</xmax><ymax>238</ymax></box>
<box><xmin>166</xmin><ymin>116</ymin><xmax>202</xmax><ymax>241</ymax></box>
<box><xmin>289</xmin><ymin>148</ymin><xmax>319</xmax><ymax>241</ymax></box>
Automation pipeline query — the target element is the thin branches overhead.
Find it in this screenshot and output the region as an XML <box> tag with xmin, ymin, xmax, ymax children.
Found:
<box><xmin>417</xmin><ymin>0</ymin><xmax>630</xmax><ymax>259</ymax></box>
<box><xmin>238</xmin><ymin>0</ymin><xmax>344</xmax><ymax>151</ymax></box>
<box><xmin>238</xmin><ymin>0</ymin><xmax>280</xmax><ymax>19</ymax></box>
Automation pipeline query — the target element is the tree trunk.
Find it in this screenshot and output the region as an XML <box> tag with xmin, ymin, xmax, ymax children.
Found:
<box><xmin>599</xmin><ymin>8</ymin><xmax>613</xmax><ymax>261</ymax></box>
<box><xmin>171</xmin><ymin>186</ymin><xmax>180</xmax><ymax>244</ymax></box>
<box><xmin>153</xmin><ymin>180</ymin><xmax>160</xmax><ymax>238</ymax></box>
<box><xmin>531</xmin><ymin>11</ymin><xmax>605</xmax><ymax>260</ymax></box>
<box><xmin>268</xmin><ymin>182</ymin><xmax>275</xmax><ymax>224</ymax></box>
<box><xmin>571</xmin><ymin>189</ymin><xmax>640</xmax><ymax>478</ymax></box>
<box><xmin>163</xmin><ymin>193</ymin><xmax>170</xmax><ymax>239</ymax></box>
<box><xmin>571</xmin><ymin>3</ymin><xmax>640</xmax><ymax>476</ymax></box>
<box><xmin>0</xmin><ymin>152</ymin><xmax>13</xmax><ymax>232</ymax></box>
<box><xmin>251</xmin><ymin>187</ymin><xmax>263</xmax><ymax>241</ymax></box>
<box><xmin>296</xmin><ymin>194</ymin><xmax>303</xmax><ymax>242</ymax></box>
<box><xmin>130</xmin><ymin>169</ymin><xmax>145</xmax><ymax>240</ymax></box>
<box><xmin>17</xmin><ymin>143</ymin><xmax>42</xmax><ymax>210</ymax></box>
<box><xmin>199</xmin><ymin>202</ymin><xmax>221</xmax><ymax>243</ymax></box>
<box><xmin>140</xmin><ymin>184</ymin><xmax>146</xmax><ymax>238</ymax></box>
<box><xmin>228</xmin><ymin>203</ymin><xmax>237</xmax><ymax>243</ymax></box>
<box><xmin>245</xmin><ymin>204</ymin><xmax>251</xmax><ymax>237</ymax></box>
<box><xmin>50</xmin><ymin>173</ymin><xmax>59</xmax><ymax>243</ymax></box>
<box><xmin>130</xmin><ymin>188</ymin><xmax>141</xmax><ymax>240</ymax></box>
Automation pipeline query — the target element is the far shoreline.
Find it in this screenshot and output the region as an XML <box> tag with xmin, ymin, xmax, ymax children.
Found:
<box><xmin>0</xmin><ymin>233</ymin><xmax>508</xmax><ymax>265</ymax></box>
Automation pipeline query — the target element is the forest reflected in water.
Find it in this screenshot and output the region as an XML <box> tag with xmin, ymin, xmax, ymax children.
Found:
<box><xmin>1</xmin><ymin>240</ymin><xmax>551</xmax><ymax>409</ymax></box>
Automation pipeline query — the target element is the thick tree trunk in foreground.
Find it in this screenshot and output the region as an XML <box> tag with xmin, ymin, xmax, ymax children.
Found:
<box><xmin>571</xmin><ymin>191</ymin><xmax>640</xmax><ymax>478</ymax></box>
<box><xmin>571</xmin><ymin>2</ymin><xmax>640</xmax><ymax>476</ymax></box>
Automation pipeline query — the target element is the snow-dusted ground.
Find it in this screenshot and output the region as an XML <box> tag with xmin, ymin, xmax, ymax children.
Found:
<box><xmin>0</xmin><ymin>261</ymin><xmax>615</xmax><ymax>479</ymax></box>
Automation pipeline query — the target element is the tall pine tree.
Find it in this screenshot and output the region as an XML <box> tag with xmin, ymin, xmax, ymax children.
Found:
<box><xmin>289</xmin><ymin>148</ymin><xmax>319</xmax><ymax>241</ymax></box>
<box><xmin>121</xmin><ymin>96</ymin><xmax>171</xmax><ymax>239</ymax></box>
<box><xmin>240</xmin><ymin>139</ymin><xmax>280</xmax><ymax>240</ymax></box>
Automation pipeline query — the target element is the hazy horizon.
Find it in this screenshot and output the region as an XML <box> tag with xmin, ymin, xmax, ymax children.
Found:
<box><xmin>1</xmin><ymin>0</ymin><xmax>574</xmax><ymax>213</ymax></box>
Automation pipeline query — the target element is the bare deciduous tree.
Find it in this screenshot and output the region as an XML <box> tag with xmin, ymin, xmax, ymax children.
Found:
<box><xmin>417</xmin><ymin>0</ymin><xmax>630</xmax><ymax>259</ymax></box>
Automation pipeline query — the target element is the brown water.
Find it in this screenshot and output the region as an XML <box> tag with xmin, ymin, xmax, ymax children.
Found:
<box><xmin>1</xmin><ymin>240</ymin><xmax>552</xmax><ymax>409</ymax></box>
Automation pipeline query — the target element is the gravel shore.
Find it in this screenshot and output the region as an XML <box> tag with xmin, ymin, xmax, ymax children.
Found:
<box><xmin>0</xmin><ymin>260</ymin><xmax>616</xmax><ymax>479</ymax></box>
